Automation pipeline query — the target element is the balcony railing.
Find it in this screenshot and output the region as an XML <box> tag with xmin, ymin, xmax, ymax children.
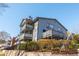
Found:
<box><xmin>42</xmin><ymin>29</ymin><xmax>64</xmax><ymax>38</ymax></box>
<box><xmin>20</xmin><ymin>33</ymin><xmax>32</xmax><ymax>40</ymax></box>
<box><xmin>22</xmin><ymin>19</ymin><xmax>26</xmax><ymax>26</ymax></box>
<box><xmin>21</xmin><ymin>24</ymin><xmax>33</xmax><ymax>31</ymax></box>
<box><xmin>43</xmin><ymin>30</ymin><xmax>52</xmax><ymax>38</ymax></box>
<box><xmin>21</xmin><ymin>19</ymin><xmax>33</xmax><ymax>26</ymax></box>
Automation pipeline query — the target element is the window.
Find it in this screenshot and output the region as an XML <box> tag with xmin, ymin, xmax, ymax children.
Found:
<box><xmin>46</xmin><ymin>24</ymin><xmax>54</xmax><ymax>29</ymax></box>
<box><xmin>58</xmin><ymin>28</ymin><xmax>61</xmax><ymax>31</ymax></box>
<box><xmin>43</xmin><ymin>29</ymin><xmax>46</xmax><ymax>32</ymax></box>
<box><xmin>49</xmin><ymin>24</ymin><xmax>54</xmax><ymax>29</ymax></box>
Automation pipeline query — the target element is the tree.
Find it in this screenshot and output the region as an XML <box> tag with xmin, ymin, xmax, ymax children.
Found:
<box><xmin>73</xmin><ymin>34</ymin><xmax>79</xmax><ymax>40</ymax></box>
<box><xmin>67</xmin><ymin>31</ymin><xmax>71</xmax><ymax>40</ymax></box>
<box><xmin>71</xmin><ymin>34</ymin><xmax>79</xmax><ymax>49</ymax></box>
<box><xmin>0</xmin><ymin>31</ymin><xmax>11</xmax><ymax>41</ymax></box>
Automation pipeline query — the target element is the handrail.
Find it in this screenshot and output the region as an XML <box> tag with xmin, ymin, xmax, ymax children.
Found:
<box><xmin>42</xmin><ymin>29</ymin><xmax>64</xmax><ymax>38</ymax></box>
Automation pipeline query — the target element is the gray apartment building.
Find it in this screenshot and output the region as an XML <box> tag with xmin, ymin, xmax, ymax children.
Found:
<box><xmin>19</xmin><ymin>18</ymin><xmax>33</xmax><ymax>41</ymax></box>
<box><xmin>19</xmin><ymin>17</ymin><xmax>68</xmax><ymax>41</ymax></box>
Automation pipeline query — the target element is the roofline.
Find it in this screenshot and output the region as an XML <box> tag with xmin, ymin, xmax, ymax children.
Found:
<box><xmin>34</xmin><ymin>17</ymin><xmax>68</xmax><ymax>31</ymax></box>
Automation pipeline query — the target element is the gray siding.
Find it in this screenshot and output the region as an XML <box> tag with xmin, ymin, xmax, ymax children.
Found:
<box><xmin>37</xmin><ymin>19</ymin><xmax>67</xmax><ymax>40</ymax></box>
<box><xmin>33</xmin><ymin>18</ymin><xmax>67</xmax><ymax>41</ymax></box>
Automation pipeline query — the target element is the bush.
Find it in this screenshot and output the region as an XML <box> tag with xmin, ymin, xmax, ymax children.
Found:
<box><xmin>38</xmin><ymin>39</ymin><xmax>53</xmax><ymax>50</ymax></box>
<box><xmin>61</xmin><ymin>40</ymin><xmax>71</xmax><ymax>49</ymax></box>
<box><xmin>51</xmin><ymin>40</ymin><xmax>62</xmax><ymax>48</ymax></box>
<box><xmin>68</xmin><ymin>40</ymin><xmax>75</xmax><ymax>49</ymax></box>
<box><xmin>0</xmin><ymin>40</ymin><xmax>6</xmax><ymax>44</ymax></box>
<box><xmin>73</xmin><ymin>34</ymin><xmax>79</xmax><ymax>40</ymax></box>
<box><xmin>38</xmin><ymin>39</ymin><xmax>62</xmax><ymax>50</ymax></box>
<box><xmin>16</xmin><ymin>39</ymin><xmax>76</xmax><ymax>51</ymax></box>
<box><xmin>18</xmin><ymin>43</ymin><xmax>27</xmax><ymax>50</ymax></box>
<box><xmin>26</xmin><ymin>41</ymin><xmax>39</xmax><ymax>51</ymax></box>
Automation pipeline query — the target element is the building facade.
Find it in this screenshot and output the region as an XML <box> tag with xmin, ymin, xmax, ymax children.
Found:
<box><xmin>19</xmin><ymin>17</ymin><xmax>68</xmax><ymax>41</ymax></box>
<box><xmin>33</xmin><ymin>17</ymin><xmax>68</xmax><ymax>41</ymax></box>
<box><xmin>19</xmin><ymin>18</ymin><xmax>33</xmax><ymax>41</ymax></box>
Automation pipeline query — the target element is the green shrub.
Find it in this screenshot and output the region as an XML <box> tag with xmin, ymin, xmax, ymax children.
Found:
<box><xmin>18</xmin><ymin>43</ymin><xmax>27</xmax><ymax>50</ymax></box>
<box><xmin>26</xmin><ymin>41</ymin><xmax>39</xmax><ymax>51</ymax></box>
<box><xmin>0</xmin><ymin>40</ymin><xmax>6</xmax><ymax>44</ymax></box>
<box><xmin>68</xmin><ymin>40</ymin><xmax>75</xmax><ymax>49</ymax></box>
<box><xmin>16</xmin><ymin>39</ymin><xmax>77</xmax><ymax>51</ymax></box>
<box><xmin>61</xmin><ymin>40</ymin><xmax>71</xmax><ymax>49</ymax></box>
<box><xmin>51</xmin><ymin>40</ymin><xmax>62</xmax><ymax>48</ymax></box>
<box><xmin>37</xmin><ymin>39</ymin><xmax>53</xmax><ymax>50</ymax></box>
<box><xmin>37</xmin><ymin>39</ymin><xmax>62</xmax><ymax>50</ymax></box>
<box><xmin>73</xmin><ymin>34</ymin><xmax>79</xmax><ymax>40</ymax></box>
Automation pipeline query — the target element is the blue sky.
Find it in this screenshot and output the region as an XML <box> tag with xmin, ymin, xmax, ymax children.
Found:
<box><xmin>0</xmin><ymin>3</ymin><xmax>79</xmax><ymax>37</ymax></box>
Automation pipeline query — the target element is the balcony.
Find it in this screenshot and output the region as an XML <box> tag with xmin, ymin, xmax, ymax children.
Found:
<box><xmin>42</xmin><ymin>29</ymin><xmax>64</xmax><ymax>39</ymax></box>
<box><xmin>21</xmin><ymin>24</ymin><xmax>33</xmax><ymax>31</ymax></box>
<box><xmin>43</xmin><ymin>30</ymin><xmax>52</xmax><ymax>38</ymax></box>
<box><xmin>21</xmin><ymin>19</ymin><xmax>33</xmax><ymax>26</ymax></box>
<box><xmin>22</xmin><ymin>19</ymin><xmax>26</xmax><ymax>25</ymax></box>
<box><xmin>20</xmin><ymin>33</ymin><xmax>32</xmax><ymax>40</ymax></box>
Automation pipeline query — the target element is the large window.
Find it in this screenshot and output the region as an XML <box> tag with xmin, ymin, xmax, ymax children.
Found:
<box><xmin>49</xmin><ymin>24</ymin><xmax>54</xmax><ymax>29</ymax></box>
<box><xmin>58</xmin><ymin>28</ymin><xmax>61</xmax><ymax>31</ymax></box>
<box><xmin>46</xmin><ymin>24</ymin><xmax>54</xmax><ymax>29</ymax></box>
